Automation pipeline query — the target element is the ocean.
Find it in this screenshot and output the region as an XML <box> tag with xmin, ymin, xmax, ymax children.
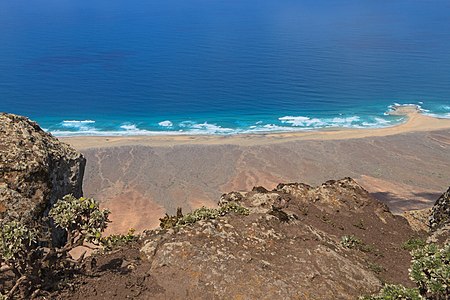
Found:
<box><xmin>1</xmin><ymin>0</ymin><xmax>449</xmax><ymax>136</ymax></box>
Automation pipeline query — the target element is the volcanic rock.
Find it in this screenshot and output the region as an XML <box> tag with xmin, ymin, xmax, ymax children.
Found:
<box><xmin>0</xmin><ymin>113</ymin><xmax>86</xmax><ymax>226</ymax></box>
<box><xmin>131</xmin><ymin>178</ymin><xmax>416</xmax><ymax>299</ymax></box>
<box><xmin>429</xmin><ymin>186</ymin><xmax>450</xmax><ymax>231</ymax></box>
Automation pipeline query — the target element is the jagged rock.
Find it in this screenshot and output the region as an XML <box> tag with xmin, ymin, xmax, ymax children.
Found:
<box><xmin>218</xmin><ymin>191</ymin><xmax>245</xmax><ymax>206</ymax></box>
<box><xmin>268</xmin><ymin>205</ymin><xmax>290</xmax><ymax>222</ymax></box>
<box><xmin>252</xmin><ymin>186</ymin><xmax>269</xmax><ymax>193</ymax></box>
<box><xmin>223</xmin><ymin>177</ymin><xmax>387</xmax><ymax>217</ymax></box>
<box><xmin>0</xmin><ymin>113</ymin><xmax>86</xmax><ymax>228</ymax></box>
<box><xmin>428</xmin><ymin>224</ymin><xmax>450</xmax><ymax>245</ymax></box>
<box><xmin>132</xmin><ymin>178</ymin><xmax>416</xmax><ymax>299</ymax></box>
<box><xmin>403</xmin><ymin>208</ymin><xmax>431</xmax><ymax>232</ymax></box>
<box><xmin>429</xmin><ymin>186</ymin><xmax>450</xmax><ymax>231</ymax></box>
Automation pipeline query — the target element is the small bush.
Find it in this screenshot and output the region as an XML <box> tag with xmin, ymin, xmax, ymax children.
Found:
<box><xmin>101</xmin><ymin>229</ymin><xmax>137</xmax><ymax>251</ymax></box>
<box><xmin>362</xmin><ymin>242</ymin><xmax>449</xmax><ymax>300</ymax></box>
<box><xmin>341</xmin><ymin>235</ymin><xmax>362</xmax><ymax>249</ymax></box>
<box><xmin>219</xmin><ymin>202</ymin><xmax>250</xmax><ymax>216</ymax></box>
<box><xmin>50</xmin><ymin>195</ymin><xmax>110</xmax><ymax>246</ymax></box>
<box><xmin>176</xmin><ymin>207</ymin><xmax>220</xmax><ymax>226</ymax></box>
<box><xmin>0</xmin><ymin>195</ymin><xmax>110</xmax><ymax>299</ymax></box>
<box><xmin>160</xmin><ymin>203</ymin><xmax>250</xmax><ymax>229</ymax></box>
<box><xmin>409</xmin><ymin>243</ymin><xmax>450</xmax><ymax>298</ymax></box>
<box><xmin>360</xmin><ymin>284</ymin><xmax>422</xmax><ymax>300</ymax></box>
<box><xmin>0</xmin><ymin>221</ymin><xmax>38</xmax><ymax>262</ymax></box>
<box><xmin>0</xmin><ymin>221</ymin><xmax>42</xmax><ymax>298</ymax></box>
<box><xmin>402</xmin><ymin>238</ymin><xmax>426</xmax><ymax>252</ymax></box>
<box><xmin>367</xmin><ymin>262</ymin><xmax>385</xmax><ymax>274</ymax></box>
<box><xmin>341</xmin><ymin>235</ymin><xmax>376</xmax><ymax>253</ymax></box>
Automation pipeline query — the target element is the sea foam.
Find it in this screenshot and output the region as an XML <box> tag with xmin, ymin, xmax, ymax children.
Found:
<box><xmin>61</xmin><ymin>120</ymin><xmax>95</xmax><ymax>128</ymax></box>
<box><xmin>47</xmin><ymin>103</ymin><xmax>443</xmax><ymax>137</ymax></box>
<box><xmin>158</xmin><ymin>120</ymin><xmax>173</xmax><ymax>127</ymax></box>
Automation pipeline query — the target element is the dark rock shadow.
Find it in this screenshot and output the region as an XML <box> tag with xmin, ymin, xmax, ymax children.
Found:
<box><xmin>370</xmin><ymin>191</ymin><xmax>438</xmax><ymax>214</ymax></box>
<box><xmin>98</xmin><ymin>258</ymin><xmax>131</xmax><ymax>275</ymax></box>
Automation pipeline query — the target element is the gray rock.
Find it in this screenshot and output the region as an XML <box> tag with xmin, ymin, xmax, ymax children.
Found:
<box><xmin>429</xmin><ymin>186</ymin><xmax>450</xmax><ymax>231</ymax></box>
<box><xmin>0</xmin><ymin>113</ymin><xmax>85</xmax><ymax>230</ymax></box>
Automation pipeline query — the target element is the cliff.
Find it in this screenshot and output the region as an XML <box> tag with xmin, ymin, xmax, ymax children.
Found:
<box><xmin>0</xmin><ymin>113</ymin><xmax>85</xmax><ymax>228</ymax></box>
<box><xmin>54</xmin><ymin>178</ymin><xmax>423</xmax><ymax>300</ymax></box>
<box><xmin>1</xmin><ymin>114</ymin><xmax>448</xmax><ymax>299</ymax></box>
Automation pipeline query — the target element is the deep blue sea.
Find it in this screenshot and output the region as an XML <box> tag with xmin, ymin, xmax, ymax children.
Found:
<box><xmin>1</xmin><ymin>0</ymin><xmax>450</xmax><ymax>136</ymax></box>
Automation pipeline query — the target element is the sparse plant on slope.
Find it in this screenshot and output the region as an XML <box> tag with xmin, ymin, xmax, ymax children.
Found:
<box><xmin>0</xmin><ymin>195</ymin><xmax>110</xmax><ymax>299</ymax></box>
<box><xmin>402</xmin><ymin>237</ymin><xmax>426</xmax><ymax>252</ymax></box>
<box><xmin>361</xmin><ymin>242</ymin><xmax>449</xmax><ymax>300</ymax></box>
<box><xmin>360</xmin><ymin>284</ymin><xmax>423</xmax><ymax>300</ymax></box>
<box><xmin>160</xmin><ymin>203</ymin><xmax>250</xmax><ymax>229</ymax></box>
<box><xmin>341</xmin><ymin>235</ymin><xmax>376</xmax><ymax>253</ymax></box>
<box><xmin>176</xmin><ymin>203</ymin><xmax>249</xmax><ymax>227</ymax></box>
<box><xmin>409</xmin><ymin>243</ymin><xmax>450</xmax><ymax>299</ymax></box>
<box><xmin>176</xmin><ymin>207</ymin><xmax>220</xmax><ymax>226</ymax></box>
<box><xmin>101</xmin><ymin>228</ymin><xmax>137</xmax><ymax>251</ymax></box>
<box><xmin>219</xmin><ymin>202</ymin><xmax>250</xmax><ymax>216</ymax></box>
<box><xmin>341</xmin><ymin>235</ymin><xmax>362</xmax><ymax>249</ymax></box>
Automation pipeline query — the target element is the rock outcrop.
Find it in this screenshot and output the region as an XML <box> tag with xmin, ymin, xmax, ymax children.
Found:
<box><xmin>429</xmin><ymin>186</ymin><xmax>450</xmax><ymax>231</ymax></box>
<box><xmin>402</xmin><ymin>208</ymin><xmax>431</xmax><ymax>232</ymax></box>
<box><xmin>0</xmin><ymin>113</ymin><xmax>86</xmax><ymax>225</ymax></box>
<box><xmin>428</xmin><ymin>186</ymin><xmax>450</xmax><ymax>244</ymax></box>
<box><xmin>128</xmin><ymin>178</ymin><xmax>417</xmax><ymax>300</ymax></box>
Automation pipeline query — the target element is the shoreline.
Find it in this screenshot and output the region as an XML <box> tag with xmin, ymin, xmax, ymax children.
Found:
<box><xmin>65</xmin><ymin>105</ymin><xmax>450</xmax><ymax>233</ymax></box>
<box><xmin>62</xmin><ymin>105</ymin><xmax>450</xmax><ymax>150</ymax></box>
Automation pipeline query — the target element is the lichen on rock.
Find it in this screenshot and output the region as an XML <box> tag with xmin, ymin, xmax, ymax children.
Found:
<box><xmin>429</xmin><ymin>186</ymin><xmax>450</xmax><ymax>231</ymax></box>
<box><xmin>0</xmin><ymin>113</ymin><xmax>85</xmax><ymax>233</ymax></box>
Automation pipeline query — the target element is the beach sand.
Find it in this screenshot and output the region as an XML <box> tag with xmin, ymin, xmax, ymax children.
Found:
<box><xmin>62</xmin><ymin>106</ymin><xmax>450</xmax><ymax>234</ymax></box>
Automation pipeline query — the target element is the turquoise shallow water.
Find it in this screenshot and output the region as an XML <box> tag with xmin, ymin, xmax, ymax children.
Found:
<box><xmin>0</xmin><ymin>0</ymin><xmax>449</xmax><ymax>136</ymax></box>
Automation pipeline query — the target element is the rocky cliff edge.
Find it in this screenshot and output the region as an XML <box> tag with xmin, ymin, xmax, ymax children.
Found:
<box><xmin>0</xmin><ymin>113</ymin><xmax>85</xmax><ymax>227</ymax></box>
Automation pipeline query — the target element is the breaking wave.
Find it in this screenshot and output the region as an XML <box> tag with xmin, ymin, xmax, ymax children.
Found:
<box><xmin>46</xmin><ymin>103</ymin><xmax>448</xmax><ymax>137</ymax></box>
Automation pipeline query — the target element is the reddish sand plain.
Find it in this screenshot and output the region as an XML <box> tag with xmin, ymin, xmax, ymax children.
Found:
<box><xmin>62</xmin><ymin>106</ymin><xmax>450</xmax><ymax>234</ymax></box>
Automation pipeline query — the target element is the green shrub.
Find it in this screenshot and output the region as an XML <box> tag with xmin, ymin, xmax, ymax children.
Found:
<box><xmin>0</xmin><ymin>220</ymin><xmax>44</xmax><ymax>298</ymax></box>
<box><xmin>101</xmin><ymin>228</ymin><xmax>137</xmax><ymax>251</ymax></box>
<box><xmin>0</xmin><ymin>221</ymin><xmax>37</xmax><ymax>262</ymax></box>
<box><xmin>160</xmin><ymin>203</ymin><xmax>250</xmax><ymax>229</ymax></box>
<box><xmin>341</xmin><ymin>235</ymin><xmax>376</xmax><ymax>253</ymax></box>
<box><xmin>402</xmin><ymin>237</ymin><xmax>426</xmax><ymax>252</ymax></box>
<box><xmin>49</xmin><ymin>195</ymin><xmax>110</xmax><ymax>246</ymax></box>
<box><xmin>341</xmin><ymin>235</ymin><xmax>363</xmax><ymax>249</ymax></box>
<box><xmin>219</xmin><ymin>202</ymin><xmax>250</xmax><ymax>216</ymax></box>
<box><xmin>367</xmin><ymin>262</ymin><xmax>385</xmax><ymax>274</ymax></box>
<box><xmin>409</xmin><ymin>243</ymin><xmax>450</xmax><ymax>298</ymax></box>
<box><xmin>0</xmin><ymin>195</ymin><xmax>111</xmax><ymax>299</ymax></box>
<box><xmin>362</xmin><ymin>242</ymin><xmax>449</xmax><ymax>300</ymax></box>
<box><xmin>176</xmin><ymin>207</ymin><xmax>220</xmax><ymax>226</ymax></box>
<box><xmin>177</xmin><ymin>204</ymin><xmax>249</xmax><ymax>227</ymax></box>
<box><xmin>360</xmin><ymin>284</ymin><xmax>422</xmax><ymax>300</ymax></box>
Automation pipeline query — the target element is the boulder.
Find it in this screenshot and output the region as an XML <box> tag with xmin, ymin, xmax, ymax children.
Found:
<box><xmin>0</xmin><ymin>113</ymin><xmax>85</xmax><ymax>226</ymax></box>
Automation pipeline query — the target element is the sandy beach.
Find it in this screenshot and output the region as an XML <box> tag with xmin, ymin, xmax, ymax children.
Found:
<box><xmin>62</xmin><ymin>106</ymin><xmax>450</xmax><ymax>234</ymax></box>
<box><xmin>64</xmin><ymin>106</ymin><xmax>450</xmax><ymax>149</ymax></box>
